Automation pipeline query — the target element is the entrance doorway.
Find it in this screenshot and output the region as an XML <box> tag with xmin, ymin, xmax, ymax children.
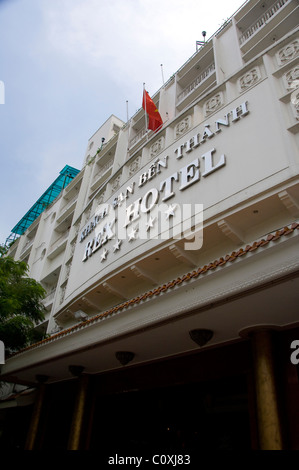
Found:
<box><xmin>90</xmin><ymin>374</ymin><xmax>252</xmax><ymax>452</ymax></box>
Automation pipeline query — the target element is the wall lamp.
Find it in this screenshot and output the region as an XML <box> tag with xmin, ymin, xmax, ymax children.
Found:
<box><xmin>115</xmin><ymin>351</ymin><xmax>135</xmax><ymax>366</ymax></box>
<box><xmin>69</xmin><ymin>365</ymin><xmax>85</xmax><ymax>377</ymax></box>
<box><xmin>189</xmin><ymin>329</ymin><xmax>214</xmax><ymax>347</ymax></box>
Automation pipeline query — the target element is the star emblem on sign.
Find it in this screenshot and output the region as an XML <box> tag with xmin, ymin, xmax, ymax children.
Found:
<box><xmin>146</xmin><ymin>215</ymin><xmax>156</xmax><ymax>231</ymax></box>
<box><xmin>128</xmin><ymin>226</ymin><xmax>138</xmax><ymax>242</ymax></box>
<box><xmin>113</xmin><ymin>239</ymin><xmax>122</xmax><ymax>252</ymax></box>
<box><xmin>165</xmin><ymin>204</ymin><xmax>177</xmax><ymax>219</ymax></box>
<box><xmin>100</xmin><ymin>248</ymin><xmax>109</xmax><ymax>261</ymax></box>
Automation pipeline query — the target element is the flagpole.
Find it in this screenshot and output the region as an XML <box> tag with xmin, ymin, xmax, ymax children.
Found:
<box><xmin>126</xmin><ymin>100</ymin><xmax>132</xmax><ymax>156</ymax></box>
<box><xmin>127</xmin><ymin>117</ymin><xmax>132</xmax><ymax>157</ymax></box>
<box><xmin>161</xmin><ymin>64</ymin><xmax>165</xmax><ymax>86</ymax></box>
<box><xmin>143</xmin><ymin>82</ymin><xmax>148</xmax><ymax>140</ymax></box>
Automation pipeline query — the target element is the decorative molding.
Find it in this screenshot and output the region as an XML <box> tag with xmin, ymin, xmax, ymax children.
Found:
<box><xmin>102</xmin><ymin>281</ymin><xmax>127</xmax><ymax>300</ymax></box>
<box><xmin>174</xmin><ymin>115</ymin><xmax>192</xmax><ymax>138</ymax></box>
<box><xmin>204</xmin><ymin>92</ymin><xmax>224</xmax><ymax>116</ymax></box>
<box><xmin>276</xmin><ymin>39</ymin><xmax>299</xmax><ymax>66</ymax></box>
<box><xmin>70</xmin><ymin>241</ymin><xmax>76</xmax><ymax>257</ymax></box>
<box><xmin>291</xmin><ymin>89</ymin><xmax>299</xmax><ymax>121</ymax></box>
<box><xmin>60</xmin><ymin>286</ymin><xmax>67</xmax><ymax>305</ymax></box>
<box><xmin>278</xmin><ymin>190</ymin><xmax>299</xmax><ymax>216</ymax></box>
<box><xmin>128</xmin><ymin>156</ymin><xmax>141</xmax><ymax>177</ymax></box>
<box><xmin>85</xmin><ymin>207</ymin><xmax>92</xmax><ymax>223</ymax></box>
<box><xmin>82</xmin><ymin>296</ymin><xmax>99</xmax><ymax>310</ymax></box>
<box><xmin>169</xmin><ymin>244</ymin><xmax>197</xmax><ymax>267</ymax></box>
<box><xmin>111</xmin><ymin>174</ymin><xmax>122</xmax><ymax>192</ymax></box>
<box><xmin>149</xmin><ymin>137</ymin><xmax>165</xmax><ymax>160</ymax></box>
<box><xmin>238</xmin><ymin>67</ymin><xmax>261</xmax><ymax>92</ymax></box>
<box><xmin>96</xmin><ymin>192</ymin><xmax>105</xmax><ymax>205</ymax></box>
<box><xmin>282</xmin><ymin>66</ymin><xmax>299</xmax><ymax>92</ymax></box>
<box><xmin>131</xmin><ymin>264</ymin><xmax>158</xmax><ymax>285</ymax></box>
<box><xmin>65</xmin><ymin>262</ymin><xmax>72</xmax><ymax>280</ymax></box>
<box><xmin>74</xmin><ymin>223</ymin><xmax>80</xmax><ymax>236</ymax></box>
<box><xmin>217</xmin><ymin>219</ymin><xmax>245</xmax><ymax>243</ymax></box>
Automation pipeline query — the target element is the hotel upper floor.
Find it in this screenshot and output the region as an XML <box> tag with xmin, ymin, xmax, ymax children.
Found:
<box><xmin>6</xmin><ymin>0</ymin><xmax>299</xmax><ymax>337</ymax></box>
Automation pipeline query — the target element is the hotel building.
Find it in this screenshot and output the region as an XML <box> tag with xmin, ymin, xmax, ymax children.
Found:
<box><xmin>1</xmin><ymin>0</ymin><xmax>299</xmax><ymax>451</ymax></box>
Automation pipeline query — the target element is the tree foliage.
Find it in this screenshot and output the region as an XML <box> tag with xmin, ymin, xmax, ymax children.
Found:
<box><xmin>0</xmin><ymin>253</ymin><xmax>47</xmax><ymax>354</ymax></box>
<box><xmin>0</xmin><ymin>244</ymin><xmax>8</xmax><ymax>257</ymax></box>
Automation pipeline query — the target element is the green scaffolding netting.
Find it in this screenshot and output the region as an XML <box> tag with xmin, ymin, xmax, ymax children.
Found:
<box><xmin>7</xmin><ymin>165</ymin><xmax>80</xmax><ymax>244</ymax></box>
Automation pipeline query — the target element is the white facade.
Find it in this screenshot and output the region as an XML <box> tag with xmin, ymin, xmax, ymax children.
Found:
<box><xmin>1</xmin><ymin>0</ymin><xmax>299</xmax><ymax>450</ymax></box>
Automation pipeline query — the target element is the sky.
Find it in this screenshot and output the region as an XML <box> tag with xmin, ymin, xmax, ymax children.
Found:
<box><xmin>0</xmin><ymin>0</ymin><xmax>246</xmax><ymax>245</ymax></box>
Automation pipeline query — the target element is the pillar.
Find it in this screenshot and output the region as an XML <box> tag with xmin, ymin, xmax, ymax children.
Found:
<box><xmin>67</xmin><ymin>372</ymin><xmax>90</xmax><ymax>450</ymax></box>
<box><xmin>24</xmin><ymin>375</ymin><xmax>48</xmax><ymax>450</ymax></box>
<box><xmin>252</xmin><ymin>330</ymin><xmax>283</xmax><ymax>450</ymax></box>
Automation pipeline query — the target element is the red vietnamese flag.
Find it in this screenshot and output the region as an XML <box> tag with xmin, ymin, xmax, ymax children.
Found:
<box><xmin>142</xmin><ymin>89</ymin><xmax>163</xmax><ymax>132</ymax></box>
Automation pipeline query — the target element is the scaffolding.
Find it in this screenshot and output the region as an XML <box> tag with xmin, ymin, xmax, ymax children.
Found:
<box><xmin>5</xmin><ymin>165</ymin><xmax>80</xmax><ymax>247</ymax></box>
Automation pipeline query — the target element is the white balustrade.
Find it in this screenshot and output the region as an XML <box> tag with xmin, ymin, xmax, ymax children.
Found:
<box><xmin>177</xmin><ymin>63</ymin><xmax>215</xmax><ymax>104</ymax></box>
<box><xmin>239</xmin><ymin>0</ymin><xmax>290</xmax><ymax>45</ymax></box>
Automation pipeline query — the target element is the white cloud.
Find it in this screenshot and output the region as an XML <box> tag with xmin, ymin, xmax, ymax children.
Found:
<box><xmin>43</xmin><ymin>0</ymin><xmax>244</xmax><ymax>92</ymax></box>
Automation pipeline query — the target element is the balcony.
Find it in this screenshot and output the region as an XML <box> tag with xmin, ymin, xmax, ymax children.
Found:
<box><xmin>20</xmin><ymin>238</ymin><xmax>34</xmax><ymax>256</ymax></box>
<box><xmin>176</xmin><ymin>63</ymin><xmax>216</xmax><ymax>110</ymax></box>
<box><xmin>239</xmin><ymin>0</ymin><xmax>290</xmax><ymax>45</ymax></box>
<box><xmin>47</xmin><ymin>230</ymin><xmax>70</xmax><ymax>260</ymax></box>
<box><xmin>56</xmin><ymin>195</ymin><xmax>78</xmax><ymax>223</ymax></box>
<box><xmin>90</xmin><ymin>159</ymin><xmax>114</xmax><ymax>191</ymax></box>
<box><xmin>42</xmin><ymin>289</ymin><xmax>56</xmax><ymax>309</ymax></box>
<box><xmin>129</xmin><ymin>127</ymin><xmax>148</xmax><ymax>149</ymax></box>
<box><xmin>238</xmin><ymin>0</ymin><xmax>298</xmax><ymax>60</ymax></box>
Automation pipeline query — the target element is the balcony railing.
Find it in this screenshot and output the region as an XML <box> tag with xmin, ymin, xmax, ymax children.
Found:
<box><xmin>239</xmin><ymin>0</ymin><xmax>290</xmax><ymax>45</ymax></box>
<box><xmin>129</xmin><ymin>127</ymin><xmax>148</xmax><ymax>148</ymax></box>
<box><xmin>60</xmin><ymin>195</ymin><xmax>77</xmax><ymax>215</ymax></box>
<box><xmin>93</xmin><ymin>159</ymin><xmax>113</xmax><ymax>181</ymax></box>
<box><xmin>21</xmin><ymin>238</ymin><xmax>34</xmax><ymax>254</ymax></box>
<box><xmin>42</xmin><ymin>290</ymin><xmax>56</xmax><ymax>305</ymax></box>
<box><xmin>50</xmin><ymin>230</ymin><xmax>70</xmax><ymax>252</ymax></box>
<box><xmin>177</xmin><ymin>63</ymin><xmax>215</xmax><ymax>104</ymax></box>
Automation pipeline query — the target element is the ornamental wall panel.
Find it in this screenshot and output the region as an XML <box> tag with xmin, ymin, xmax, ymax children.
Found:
<box><xmin>291</xmin><ymin>89</ymin><xmax>299</xmax><ymax>121</ymax></box>
<box><xmin>174</xmin><ymin>116</ymin><xmax>192</xmax><ymax>138</ymax></box>
<box><xmin>148</xmin><ymin>137</ymin><xmax>165</xmax><ymax>160</ymax></box>
<box><xmin>238</xmin><ymin>67</ymin><xmax>261</xmax><ymax>92</ymax></box>
<box><xmin>282</xmin><ymin>66</ymin><xmax>299</xmax><ymax>92</ymax></box>
<box><xmin>204</xmin><ymin>93</ymin><xmax>224</xmax><ymax>116</ymax></box>
<box><xmin>128</xmin><ymin>156</ymin><xmax>142</xmax><ymax>177</ymax></box>
<box><xmin>276</xmin><ymin>39</ymin><xmax>299</xmax><ymax>67</ymax></box>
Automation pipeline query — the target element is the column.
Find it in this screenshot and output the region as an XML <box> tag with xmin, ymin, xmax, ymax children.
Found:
<box><xmin>252</xmin><ymin>329</ymin><xmax>283</xmax><ymax>450</ymax></box>
<box><xmin>24</xmin><ymin>375</ymin><xmax>48</xmax><ymax>450</ymax></box>
<box><xmin>67</xmin><ymin>369</ymin><xmax>90</xmax><ymax>450</ymax></box>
